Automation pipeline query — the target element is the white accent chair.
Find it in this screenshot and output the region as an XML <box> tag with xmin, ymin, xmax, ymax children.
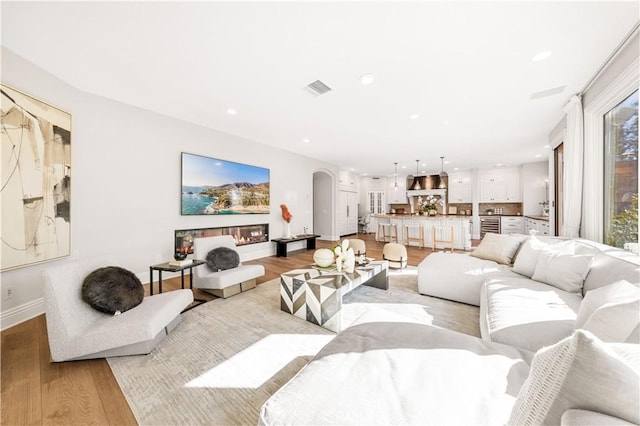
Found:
<box><xmin>382</xmin><ymin>242</ymin><xmax>408</xmax><ymax>269</ymax></box>
<box><xmin>44</xmin><ymin>255</ymin><xmax>193</xmax><ymax>362</ymax></box>
<box><xmin>348</xmin><ymin>238</ymin><xmax>367</xmax><ymax>257</ymax></box>
<box><xmin>193</xmin><ymin>235</ymin><xmax>265</xmax><ymax>298</ymax></box>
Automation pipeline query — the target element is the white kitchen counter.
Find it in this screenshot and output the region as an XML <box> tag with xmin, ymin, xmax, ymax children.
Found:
<box><xmin>370</xmin><ymin>214</ymin><xmax>472</xmax><ymax>250</ymax></box>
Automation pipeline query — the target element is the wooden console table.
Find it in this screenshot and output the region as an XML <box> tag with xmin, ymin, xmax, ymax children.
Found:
<box><xmin>271</xmin><ymin>234</ymin><xmax>321</xmax><ymax>257</ymax></box>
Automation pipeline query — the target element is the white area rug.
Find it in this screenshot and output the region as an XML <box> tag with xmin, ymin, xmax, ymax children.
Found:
<box><xmin>107</xmin><ymin>271</ymin><xmax>479</xmax><ymax>425</ymax></box>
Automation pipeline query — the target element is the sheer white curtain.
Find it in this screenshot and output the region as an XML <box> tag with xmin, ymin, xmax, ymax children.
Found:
<box><xmin>561</xmin><ymin>95</ymin><xmax>584</xmax><ymax>238</ymax></box>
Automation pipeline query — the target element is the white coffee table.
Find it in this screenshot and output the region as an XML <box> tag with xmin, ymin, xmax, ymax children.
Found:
<box><xmin>280</xmin><ymin>260</ymin><xmax>388</xmax><ymax>332</ymax></box>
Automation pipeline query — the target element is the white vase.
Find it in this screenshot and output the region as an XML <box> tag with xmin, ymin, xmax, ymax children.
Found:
<box><xmin>344</xmin><ymin>248</ymin><xmax>355</xmax><ymax>273</ymax></box>
<box><xmin>284</xmin><ymin>222</ymin><xmax>292</xmax><ymax>238</ymax></box>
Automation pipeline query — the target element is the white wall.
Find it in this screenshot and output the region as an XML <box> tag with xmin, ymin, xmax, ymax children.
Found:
<box><xmin>0</xmin><ymin>47</ymin><xmax>338</xmax><ymax>329</ymax></box>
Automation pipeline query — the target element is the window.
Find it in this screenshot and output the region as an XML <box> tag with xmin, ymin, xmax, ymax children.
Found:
<box><xmin>604</xmin><ymin>90</ymin><xmax>638</xmax><ymax>248</ymax></box>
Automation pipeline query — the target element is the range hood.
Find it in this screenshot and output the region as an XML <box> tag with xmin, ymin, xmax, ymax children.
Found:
<box><xmin>406</xmin><ymin>174</ymin><xmax>446</xmax><ymax>191</ymax></box>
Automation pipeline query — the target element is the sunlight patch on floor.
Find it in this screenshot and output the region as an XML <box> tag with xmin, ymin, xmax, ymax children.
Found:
<box><xmin>342</xmin><ymin>303</ymin><xmax>434</xmax><ymax>328</ymax></box>
<box><xmin>184</xmin><ymin>334</ymin><xmax>333</xmax><ymax>389</ymax></box>
<box><xmin>388</xmin><ymin>267</ymin><xmax>418</xmax><ymax>277</ymax></box>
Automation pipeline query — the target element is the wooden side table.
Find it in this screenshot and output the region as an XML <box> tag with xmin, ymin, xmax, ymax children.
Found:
<box><xmin>149</xmin><ymin>259</ymin><xmax>207</xmax><ymax>295</ymax></box>
<box><xmin>271</xmin><ymin>234</ymin><xmax>321</xmax><ymax>257</ymax></box>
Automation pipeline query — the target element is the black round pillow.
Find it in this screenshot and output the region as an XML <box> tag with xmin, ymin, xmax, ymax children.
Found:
<box><xmin>81</xmin><ymin>266</ymin><xmax>144</xmax><ymax>315</ymax></box>
<box><xmin>206</xmin><ymin>247</ymin><xmax>240</xmax><ymax>271</ymax></box>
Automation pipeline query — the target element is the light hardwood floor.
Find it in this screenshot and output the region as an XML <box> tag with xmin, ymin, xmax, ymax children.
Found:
<box><xmin>1</xmin><ymin>232</ymin><xmax>470</xmax><ymax>425</ymax></box>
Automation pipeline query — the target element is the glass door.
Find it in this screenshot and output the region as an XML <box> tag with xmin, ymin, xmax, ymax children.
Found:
<box><xmin>554</xmin><ymin>143</ymin><xmax>564</xmax><ymax>236</ymax></box>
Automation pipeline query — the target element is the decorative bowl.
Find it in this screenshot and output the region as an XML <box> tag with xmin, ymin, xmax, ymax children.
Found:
<box><xmin>174</xmin><ymin>252</ymin><xmax>188</xmax><ymax>261</ymax></box>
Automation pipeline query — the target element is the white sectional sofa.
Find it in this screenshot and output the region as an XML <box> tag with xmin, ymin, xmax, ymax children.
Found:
<box><xmin>259</xmin><ymin>234</ymin><xmax>640</xmax><ymax>425</ymax></box>
<box><xmin>418</xmin><ymin>233</ymin><xmax>640</xmax><ymax>351</ymax></box>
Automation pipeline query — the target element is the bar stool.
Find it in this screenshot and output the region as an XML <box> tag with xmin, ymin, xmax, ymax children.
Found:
<box><xmin>404</xmin><ymin>224</ymin><xmax>425</xmax><ymax>248</ymax></box>
<box><xmin>377</xmin><ymin>223</ymin><xmax>397</xmax><ymax>243</ymax></box>
<box><xmin>432</xmin><ymin>225</ymin><xmax>455</xmax><ymax>252</ymax></box>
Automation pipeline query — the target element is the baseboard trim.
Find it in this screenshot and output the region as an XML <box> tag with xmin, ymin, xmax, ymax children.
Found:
<box><xmin>1</xmin><ymin>297</ymin><xmax>45</xmax><ymax>331</ymax></box>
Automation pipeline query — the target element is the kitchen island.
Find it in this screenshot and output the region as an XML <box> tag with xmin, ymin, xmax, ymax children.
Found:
<box><xmin>371</xmin><ymin>214</ymin><xmax>472</xmax><ymax>250</ymax></box>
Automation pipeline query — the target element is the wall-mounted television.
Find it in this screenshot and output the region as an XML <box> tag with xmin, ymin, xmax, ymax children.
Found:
<box><xmin>181</xmin><ymin>152</ymin><xmax>270</xmax><ymax>215</ymax></box>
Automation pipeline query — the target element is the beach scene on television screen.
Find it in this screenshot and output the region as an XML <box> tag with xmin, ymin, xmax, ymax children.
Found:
<box><xmin>181</xmin><ymin>153</ymin><xmax>270</xmax><ymax>215</ymax></box>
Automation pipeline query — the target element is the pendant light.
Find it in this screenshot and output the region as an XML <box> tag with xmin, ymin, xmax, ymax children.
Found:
<box><xmin>393</xmin><ymin>162</ymin><xmax>398</xmax><ymax>191</ymax></box>
<box><xmin>413</xmin><ymin>160</ymin><xmax>421</xmax><ymax>190</ymax></box>
<box><xmin>439</xmin><ymin>156</ymin><xmax>448</xmax><ymax>189</ymax></box>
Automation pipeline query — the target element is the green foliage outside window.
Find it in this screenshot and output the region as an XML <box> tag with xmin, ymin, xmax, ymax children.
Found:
<box><xmin>606</xmin><ymin>193</ymin><xmax>638</xmax><ymax>248</ymax></box>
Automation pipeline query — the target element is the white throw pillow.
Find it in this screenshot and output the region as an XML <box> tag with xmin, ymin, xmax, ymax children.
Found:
<box><xmin>508</xmin><ymin>330</ymin><xmax>640</xmax><ymax>426</ymax></box>
<box><xmin>470</xmin><ymin>232</ymin><xmax>522</xmax><ymax>265</ymax></box>
<box><xmin>531</xmin><ymin>250</ymin><xmax>594</xmax><ymax>293</ymax></box>
<box><xmin>513</xmin><ymin>238</ymin><xmax>575</xmax><ymax>278</ymax></box>
<box><xmin>576</xmin><ymin>280</ymin><xmax>640</xmax><ymax>344</ymax></box>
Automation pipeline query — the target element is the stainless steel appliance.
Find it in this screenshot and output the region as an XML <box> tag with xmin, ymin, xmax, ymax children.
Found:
<box><xmin>480</xmin><ymin>216</ymin><xmax>500</xmax><ymax>238</ymax></box>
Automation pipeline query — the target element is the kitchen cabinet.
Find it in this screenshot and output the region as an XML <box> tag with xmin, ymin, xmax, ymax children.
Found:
<box><xmin>338</xmin><ymin>170</ymin><xmax>359</xmax><ymax>192</ymax></box>
<box><xmin>388</xmin><ymin>178</ymin><xmax>407</xmax><ymax>204</ymax></box>
<box><xmin>479</xmin><ymin>168</ymin><xmax>521</xmax><ymax>202</ymax></box>
<box><xmin>525</xmin><ymin>217</ymin><xmax>550</xmax><ymax>235</ymax></box>
<box><xmin>500</xmin><ymin>216</ymin><xmax>524</xmax><ymax>234</ymax></box>
<box><xmin>448</xmin><ymin>171</ymin><xmax>472</xmax><ymax>203</ymax></box>
<box><xmin>338</xmin><ymin>190</ymin><xmax>358</xmax><ymax>236</ymax></box>
<box><xmin>366</xmin><ymin>191</ymin><xmax>385</xmax><ymax>215</ymax></box>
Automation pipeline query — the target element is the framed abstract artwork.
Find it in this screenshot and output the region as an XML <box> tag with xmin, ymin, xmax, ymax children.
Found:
<box><xmin>181</xmin><ymin>152</ymin><xmax>270</xmax><ymax>215</ymax></box>
<box><xmin>1</xmin><ymin>84</ymin><xmax>71</xmax><ymax>270</ymax></box>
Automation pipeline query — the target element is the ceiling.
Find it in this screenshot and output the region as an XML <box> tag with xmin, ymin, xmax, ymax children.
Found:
<box><xmin>2</xmin><ymin>1</ymin><xmax>638</xmax><ymax>177</ymax></box>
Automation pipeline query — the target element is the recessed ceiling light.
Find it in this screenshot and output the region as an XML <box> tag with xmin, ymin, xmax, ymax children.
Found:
<box><xmin>444</xmin><ymin>161</ymin><xmax>450</xmax><ymax>165</ymax></box>
<box><xmin>454</xmin><ymin>167</ymin><xmax>459</xmax><ymax>171</ymax></box>
<box><xmin>420</xmin><ymin>170</ymin><xmax>426</xmax><ymax>174</ymax></box>
<box><xmin>421</xmin><ymin>163</ymin><xmax>426</xmax><ymax>167</ymax></box>
<box><xmin>401</xmin><ymin>165</ymin><xmax>407</xmax><ymax>169</ymax></box>
<box><xmin>360</xmin><ymin>73</ymin><xmax>375</xmax><ymax>85</ymax></box>
<box><xmin>443</xmin><ymin>120</ymin><xmax>449</xmax><ymax>126</ymax></box>
<box><xmin>496</xmin><ymin>163</ymin><xmax>503</xmax><ymax>167</ymax></box>
<box><xmin>543</xmin><ymin>144</ymin><xmax>550</xmax><ymax>149</ymax></box>
<box><xmin>409</xmin><ymin>114</ymin><xmax>420</xmax><ymax>120</ymax></box>
<box><xmin>226</xmin><ymin>108</ymin><xmax>237</xmax><ymax>115</ymax></box>
<box><xmin>303</xmin><ymin>138</ymin><xmax>310</xmax><ymax>143</ymax></box>
<box><xmin>532</xmin><ymin>50</ymin><xmax>552</xmax><ymax>62</ymax></box>
<box><xmin>349</xmin><ymin>168</ymin><xmax>355</xmax><ymax>172</ymax></box>
<box><xmin>535</xmin><ymin>154</ymin><xmax>542</xmax><ymax>158</ymax></box>
<box><xmin>363</xmin><ymin>173</ymin><xmax>368</xmax><ymax>176</ymax></box>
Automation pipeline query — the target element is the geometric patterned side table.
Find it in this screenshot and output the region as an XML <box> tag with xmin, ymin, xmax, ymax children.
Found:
<box><xmin>280</xmin><ymin>260</ymin><xmax>388</xmax><ymax>332</ymax></box>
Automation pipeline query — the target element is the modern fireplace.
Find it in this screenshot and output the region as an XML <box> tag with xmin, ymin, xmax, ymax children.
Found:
<box><xmin>174</xmin><ymin>224</ymin><xmax>269</xmax><ymax>255</ymax></box>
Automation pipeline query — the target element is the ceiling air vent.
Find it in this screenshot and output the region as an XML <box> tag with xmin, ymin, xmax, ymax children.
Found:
<box><xmin>530</xmin><ymin>85</ymin><xmax>566</xmax><ymax>100</ymax></box>
<box><xmin>306</xmin><ymin>80</ymin><xmax>332</xmax><ymax>95</ymax></box>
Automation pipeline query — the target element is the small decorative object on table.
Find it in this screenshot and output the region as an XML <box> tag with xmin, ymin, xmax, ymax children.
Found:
<box><xmin>333</xmin><ymin>239</ymin><xmax>355</xmax><ymax>273</ymax></box>
<box><xmin>169</xmin><ymin>258</ymin><xmax>193</xmax><ymax>267</ymax></box>
<box><xmin>313</xmin><ymin>248</ymin><xmax>335</xmax><ymax>268</ymax></box>
<box><xmin>280</xmin><ymin>204</ymin><xmax>292</xmax><ymax>238</ymax></box>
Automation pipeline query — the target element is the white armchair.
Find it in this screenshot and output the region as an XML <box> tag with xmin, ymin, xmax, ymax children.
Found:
<box><xmin>193</xmin><ymin>235</ymin><xmax>265</xmax><ymax>298</ymax></box>
<box><xmin>44</xmin><ymin>255</ymin><xmax>193</xmax><ymax>362</ymax></box>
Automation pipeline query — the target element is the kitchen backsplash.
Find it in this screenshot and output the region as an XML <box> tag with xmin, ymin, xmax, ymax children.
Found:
<box><xmin>478</xmin><ymin>202</ymin><xmax>523</xmax><ymax>216</ymax></box>
<box><xmin>448</xmin><ymin>202</ymin><xmax>472</xmax><ymax>215</ymax></box>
